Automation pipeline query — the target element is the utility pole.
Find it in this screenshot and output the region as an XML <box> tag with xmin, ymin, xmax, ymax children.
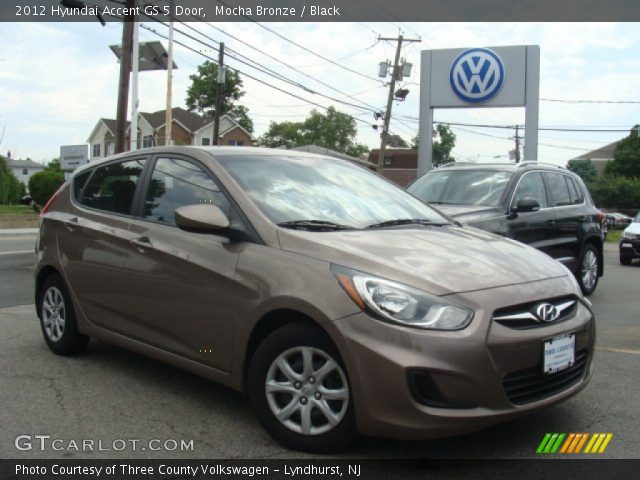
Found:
<box><xmin>213</xmin><ymin>42</ymin><xmax>225</xmax><ymax>145</ymax></box>
<box><xmin>376</xmin><ymin>35</ymin><xmax>421</xmax><ymax>173</ymax></box>
<box><xmin>514</xmin><ymin>125</ymin><xmax>521</xmax><ymax>163</ymax></box>
<box><xmin>130</xmin><ymin>20</ymin><xmax>140</xmax><ymax>150</ymax></box>
<box><xmin>115</xmin><ymin>0</ymin><xmax>136</xmax><ymax>154</ymax></box>
<box><xmin>164</xmin><ymin>0</ymin><xmax>175</xmax><ymax>146</ymax></box>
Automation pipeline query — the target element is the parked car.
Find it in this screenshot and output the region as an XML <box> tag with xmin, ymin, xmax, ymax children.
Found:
<box><xmin>35</xmin><ymin>148</ymin><xmax>595</xmax><ymax>452</ymax></box>
<box><xmin>619</xmin><ymin>212</ymin><xmax>640</xmax><ymax>265</ymax></box>
<box><xmin>407</xmin><ymin>162</ymin><xmax>605</xmax><ymax>296</ymax></box>
<box><xmin>606</xmin><ymin>212</ymin><xmax>633</xmax><ymax>230</ymax></box>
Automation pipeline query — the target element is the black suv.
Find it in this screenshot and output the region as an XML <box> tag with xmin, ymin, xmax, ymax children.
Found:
<box><xmin>407</xmin><ymin>162</ymin><xmax>605</xmax><ymax>295</ymax></box>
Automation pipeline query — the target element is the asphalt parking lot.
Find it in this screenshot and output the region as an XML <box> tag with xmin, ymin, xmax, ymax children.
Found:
<box><xmin>1</xmin><ymin>233</ymin><xmax>639</xmax><ymax>459</ymax></box>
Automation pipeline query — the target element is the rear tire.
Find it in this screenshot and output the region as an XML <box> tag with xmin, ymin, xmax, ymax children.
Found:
<box><xmin>620</xmin><ymin>253</ymin><xmax>632</xmax><ymax>265</ymax></box>
<box><xmin>577</xmin><ymin>244</ymin><xmax>599</xmax><ymax>296</ymax></box>
<box><xmin>38</xmin><ymin>274</ymin><xmax>89</xmax><ymax>355</ymax></box>
<box><xmin>247</xmin><ymin>323</ymin><xmax>357</xmax><ymax>453</ymax></box>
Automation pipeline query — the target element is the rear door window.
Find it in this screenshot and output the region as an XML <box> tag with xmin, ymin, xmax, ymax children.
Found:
<box><xmin>566</xmin><ymin>176</ymin><xmax>584</xmax><ymax>204</ymax></box>
<box><xmin>143</xmin><ymin>157</ymin><xmax>230</xmax><ymax>226</ymax></box>
<box><xmin>78</xmin><ymin>159</ymin><xmax>146</xmax><ymax>215</ymax></box>
<box><xmin>543</xmin><ymin>172</ymin><xmax>572</xmax><ymax>207</ymax></box>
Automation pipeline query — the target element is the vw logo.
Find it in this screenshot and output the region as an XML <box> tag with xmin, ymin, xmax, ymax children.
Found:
<box><xmin>535</xmin><ymin>303</ymin><xmax>560</xmax><ymax>323</ymax></box>
<box><xmin>449</xmin><ymin>48</ymin><xmax>505</xmax><ymax>103</ymax></box>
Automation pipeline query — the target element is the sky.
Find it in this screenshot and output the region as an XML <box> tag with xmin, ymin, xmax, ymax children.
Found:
<box><xmin>0</xmin><ymin>21</ymin><xmax>638</xmax><ymax>166</ymax></box>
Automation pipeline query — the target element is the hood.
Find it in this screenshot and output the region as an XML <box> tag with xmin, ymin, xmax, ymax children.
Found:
<box><xmin>624</xmin><ymin>222</ymin><xmax>640</xmax><ymax>235</ymax></box>
<box><xmin>432</xmin><ymin>204</ymin><xmax>503</xmax><ymax>224</ymax></box>
<box><xmin>277</xmin><ymin>225</ymin><xmax>569</xmax><ymax>296</ymax></box>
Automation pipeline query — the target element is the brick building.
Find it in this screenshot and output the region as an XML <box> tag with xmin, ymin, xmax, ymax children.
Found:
<box><xmin>368</xmin><ymin>148</ymin><xmax>419</xmax><ymax>187</ymax></box>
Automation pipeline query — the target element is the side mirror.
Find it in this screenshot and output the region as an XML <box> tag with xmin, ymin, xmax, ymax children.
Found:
<box><xmin>175</xmin><ymin>204</ymin><xmax>230</xmax><ymax>233</ymax></box>
<box><xmin>513</xmin><ymin>197</ymin><xmax>540</xmax><ymax>213</ymax></box>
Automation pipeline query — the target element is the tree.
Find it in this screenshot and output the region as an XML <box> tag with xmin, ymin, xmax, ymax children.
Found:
<box><xmin>604</xmin><ymin>125</ymin><xmax>640</xmax><ymax>178</ymax></box>
<box><xmin>45</xmin><ymin>157</ymin><xmax>62</xmax><ymax>173</ymax></box>
<box><xmin>567</xmin><ymin>158</ymin><xmax>598</xmax><ymax>183</ymax></box>
<box><xmin>410</xmin><ymin>124</ymin><xmax>457</xmax><ymax>167</ymax></box>
<box><xmin>28</xmin><ymin>170</ymin><xmax>65</xmax><ymax>207</ymax></box>
<box><xmin>589</xmin><ymin>175</ymin><xmax>640</xmax><ymax>209</ymax></box>
<box><xmin>185</xmin><ymin>61</ymin><xmax>254</xmax><ymax>133</ymax></box>
<box><xmin>432</xmin><ymin>124</ymin><xmax>456</xmax><ymax>166</ymax></box>
<box><xmin>256</xmin><ymin>107</ymin><xmax>369</xmax><ymax>158</ymax></box>
<box><xmin>0</xmin><ymin>155</ymin><xmax>24</xmax><ymax>205</ymax></box>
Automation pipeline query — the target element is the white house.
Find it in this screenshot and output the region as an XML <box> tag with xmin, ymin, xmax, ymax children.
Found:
<box><xmin>86</xmin><ymin>107</ymin><xmax>254</xmax><ymax>159</ymax></box>
<box><xmin>7</xmin><ymin>158</ymin><xmax>45</xmax><ymax>186</ymax></box>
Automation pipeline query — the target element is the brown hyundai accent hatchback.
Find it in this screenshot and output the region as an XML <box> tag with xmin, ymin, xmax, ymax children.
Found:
<box><xmin>35</xmin><ymin>147</ymin><xmax>595</xmax><ymax>452</ymax></box>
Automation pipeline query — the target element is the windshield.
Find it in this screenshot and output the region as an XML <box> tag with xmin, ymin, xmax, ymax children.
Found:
<box><xmin>408</xmin><ymin>169</ymin><xmax>513</xmax><ymax>207</ymax></box>
<box><xmin>216</xmin><ymin>155</ymin><xmax>449</xmax><ymax>229</ymax></box>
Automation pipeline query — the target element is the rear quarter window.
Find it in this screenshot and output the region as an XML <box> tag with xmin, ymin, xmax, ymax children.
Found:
<box><xmin>72</xmin><ymin>170</ymin><xmax>92</xmax><ymax>202</ymax></box>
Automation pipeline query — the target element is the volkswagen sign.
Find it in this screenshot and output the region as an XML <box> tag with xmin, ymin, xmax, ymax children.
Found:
<box><xmin>449</xmin><ymin>48</ymin><xmax>505</xmax><ymax>103</ymax></box>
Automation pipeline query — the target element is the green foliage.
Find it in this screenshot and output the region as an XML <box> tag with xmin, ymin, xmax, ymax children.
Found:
<box><xmin>0</xmin><ymin>156</ymin><xmax>24</xmax><ymax>205</ymax></box>
<box><xmin>185</xmin><ymin>61</ymin><xmax>254</xmax><ymax>133</ymax></box>
<box><xmin>45</xmin><ymin>157</ymin><xmax>62</xmax><ymax>173</ymax></box>
<box><xmin>410</xmin><ymin>124</ymin><xmax>457</xmax><ymax>166</ymax></box>
<box><xmin>567</xmin><ymin>159</ymin><xmax>598</xmax><ymax>183</ymax></box>
<box><xmin>28</xmin><ymin>170</ymin><xmax>65</xmax><ymax>207</ymax></box>
<box><xmin>588</xmin><ymin>175</ymin><xmax>640</xmax><ymax>210</ymax></box>
<box><xmin>604</xmin><ymin>125</ymin><xmax>640</xmax><ymax>177</ymax></box>
<box><xmin>256</xmin><ymin>107</ymin><xmax>369</xmax><ymax>158</ymax></box>
<box><xmin>432</xmin><ymin>124</ymin><xmax>456</xmax><ymax>166</ymax></box>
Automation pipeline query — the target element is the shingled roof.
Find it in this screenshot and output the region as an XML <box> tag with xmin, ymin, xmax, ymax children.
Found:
<box><xmin>99</xmin><ymin>108</ymin><xmax>209</xmax><ymax>135</ymax></box>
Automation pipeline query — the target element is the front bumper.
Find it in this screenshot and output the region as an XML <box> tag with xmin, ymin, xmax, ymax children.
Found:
<box><xmin>328</xmin><ymin>276</ymin><xmax>595</xmax><ymax>440</ymax></box>
<box><xmin>619</xmin><ymin>238</ymin><xmax>640</xmax><ymax>258</ymax></box>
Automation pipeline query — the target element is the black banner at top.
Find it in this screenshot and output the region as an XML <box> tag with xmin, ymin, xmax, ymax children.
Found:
<box><xmin>3</xmin><ymin>0</ymin><xmax>640</xmax><ymax>22</ymax></box>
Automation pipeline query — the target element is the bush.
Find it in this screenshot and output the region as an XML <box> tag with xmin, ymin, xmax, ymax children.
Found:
<box><xmin>587</xmin><ymin>175</ymin><xmax>640</xmax><ymax>210</ymax></box>
<box><xmin>28</xmin><ymin>170</ymin><xmax>65</xmax><ymax>207</ymax></box>
<box><xmin>0</xmin><ymin>156</ymin><xmax>24</xmax><ymax>205</ymax></box>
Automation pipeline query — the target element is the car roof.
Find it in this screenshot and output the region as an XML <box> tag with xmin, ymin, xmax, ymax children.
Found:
<box><xmin>430</xmin><ymin>161</ymin><xmax>569</xmax><ymax>173</ymax></box>
<box><xmin>73</xmin><ymin>146</ymin><xmax>342</xmax><ymax>175</ymax></box>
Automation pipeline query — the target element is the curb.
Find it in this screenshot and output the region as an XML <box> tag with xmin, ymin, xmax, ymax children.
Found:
<box><xmin>0</xmin><ymin>228</ymin><xmax>39</xmax><ymax>237</ymax></box>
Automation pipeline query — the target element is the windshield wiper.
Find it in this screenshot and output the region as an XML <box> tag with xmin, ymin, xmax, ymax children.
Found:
<box><xmin>365</xmin><ymin>218</ymin><xmax>446</xmax><ymax>229</ymax></box>
<box><xmin>277</xmin><ymin>220</ymin><xmax>352</xmax><ymax>231</ymax></box>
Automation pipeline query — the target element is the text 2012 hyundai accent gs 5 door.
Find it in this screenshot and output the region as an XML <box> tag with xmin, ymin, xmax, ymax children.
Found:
<box><xmin>35</xmin><ymin>147</ymin><xmax>595</xmax><ymax>452</ymax></box>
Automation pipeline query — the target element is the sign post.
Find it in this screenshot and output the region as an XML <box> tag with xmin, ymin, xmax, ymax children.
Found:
<box><xmin>417</xmin><ymin>45</ymin><xmax>540</xmax><ymax>176</ymax></box>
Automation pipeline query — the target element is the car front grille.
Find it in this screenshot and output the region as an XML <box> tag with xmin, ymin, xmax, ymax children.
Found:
<box><xmin>492</xmin><ymin>295</ymin><xmax>578</xmax><ymax>329</ymax></box>
<box><xmin>503</xmin><ymin>350</ymin><xmax>589</xmax><ymax>405</ymax></box>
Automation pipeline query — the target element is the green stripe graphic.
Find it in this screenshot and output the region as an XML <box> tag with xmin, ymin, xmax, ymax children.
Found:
<box><xmin>550</xmin><ymin>433</ymin><xmax>566</xmax><ymax>453</ymax></box>
<box><xmin>543</xmin><ymin>434</ymin><xmax>559</xmax><ymax>453</ymax></box>
<box><xmin>537</xmin><ymin>433</ymin><xmax>552</xmax><ymax>453</ymax></box>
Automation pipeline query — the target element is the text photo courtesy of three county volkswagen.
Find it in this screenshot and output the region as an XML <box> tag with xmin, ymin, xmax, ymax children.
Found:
<box><xmin>1</xmin><ymin>1</ymin><xmax>640</xmax><ymax>470</ymax></box>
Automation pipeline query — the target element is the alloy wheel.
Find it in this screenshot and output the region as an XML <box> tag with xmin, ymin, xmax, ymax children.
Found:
<box><xmin>265</xmin><ymin>346</ymin><xmax>349</xmax><ymax>436</ymax></box>
<box><xmin>42</xmin><ymin>286</ymin><xmax>66</xmax><ymax>342</ymax></box>
<box><xmin>581</xmin><ymin>249</ymin><xmax>598</xmax><ymax>291</ymax></box>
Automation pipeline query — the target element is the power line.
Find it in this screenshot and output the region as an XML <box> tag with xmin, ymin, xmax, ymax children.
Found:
<box><xmin>541</xmin><ymin>97</ymin><xmax>640</xmax><ymax>104</ymax></box>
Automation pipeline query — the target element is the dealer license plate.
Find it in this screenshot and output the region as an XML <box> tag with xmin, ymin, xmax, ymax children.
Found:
<box><xmin>543</xmin><ymin>334</ymin><xmax>575</xmax><ymax>374</ymax></box>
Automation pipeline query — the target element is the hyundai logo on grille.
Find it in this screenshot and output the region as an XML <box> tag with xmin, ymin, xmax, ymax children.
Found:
<box><xmin>535</xmin><ymin>303</ymin><xmax>560</xmax><ymax>322</ymax></box>
<box><xmin>449</xmin><ymin>48</ymin><xmax>505</xmax><ymax>103</ymax></box>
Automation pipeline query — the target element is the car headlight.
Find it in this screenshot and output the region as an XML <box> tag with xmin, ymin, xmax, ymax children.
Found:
<box><xmin>331</xmin><ymin>265</ymin><xmax>474</xmax><ymax>330</ymax></box>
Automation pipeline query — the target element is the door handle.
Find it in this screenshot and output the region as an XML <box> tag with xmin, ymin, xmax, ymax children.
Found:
<box><xmin>546</xmin><ymin>219</ymin><xmax>556</xmax><ymax>226</ymax></box>
<box><xmin>130</xmin><ymin>236</ymin><xmax>153</xmax><ymax>251</ymax></box>
<box><xmin>63</xmin><ymin>217</ymin><xmax>79</xmax><ymax>231</ymax></box>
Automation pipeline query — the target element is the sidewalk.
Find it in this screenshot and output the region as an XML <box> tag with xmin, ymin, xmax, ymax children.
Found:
<box><xmin>0</xmin><ymin>228</ymin><xmax>38</xmax><ymax>237</ymax></box>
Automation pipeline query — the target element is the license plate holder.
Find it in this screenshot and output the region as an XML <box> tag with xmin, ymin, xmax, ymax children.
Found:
<box><xmin>543</xmin><ymin>334</ymin><xmax>575</xmax><ymax>375</ymax></box>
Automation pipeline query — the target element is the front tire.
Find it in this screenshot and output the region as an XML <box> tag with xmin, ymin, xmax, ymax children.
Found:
<box><xmin>577</xmin><ymin>244</ymin><xmax>600</xmax><ymax>296</ymax></box>
<box><xmin>620</xmin><ymin>252</ymin><xmax>632</xmax><ymax>265</ymax></box>
<box><xmin>38</xmin><ymin>274</ymin><xmax>89</xmax><ymax>355</ymax></box>
<box><xmin>247</xmin><ymin>323</ymin><xmax>357</xmax><ymax>452</ymax></box>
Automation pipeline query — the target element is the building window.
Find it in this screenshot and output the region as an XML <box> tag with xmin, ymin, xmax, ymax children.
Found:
<box><xmin>93</xmin><ymin>144</ymin><xmax>101</xmax><ymax>158</ymax></box>
<box><xmin>142</xmin><ymin>135</ymin><xmax>154</xmax><ymax>149</ymax></box>
<box><xmin>227</xmin><ymin>140</ymin><xmax>244</xmax><ymax>146</ymax></box>
<box><xmin>384</xmin><ymin>156</ymin><xmax>392</xmax><ymax>166</ymax></box>
<box><xmin>201</xmin><ymin>138</ymin><xmax>211</xmax><ymax>146</ymax></box>
<box><xmin>23</xmin><ymin>168</ymin><xmax>28</xmax><ymax>175</ymax></box>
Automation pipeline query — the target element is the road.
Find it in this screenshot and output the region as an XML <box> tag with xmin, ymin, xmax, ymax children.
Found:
<box><xmin>1</xmin><ymin>234</ymin><xmax>639</xmax><ymax>459</ymax></box>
